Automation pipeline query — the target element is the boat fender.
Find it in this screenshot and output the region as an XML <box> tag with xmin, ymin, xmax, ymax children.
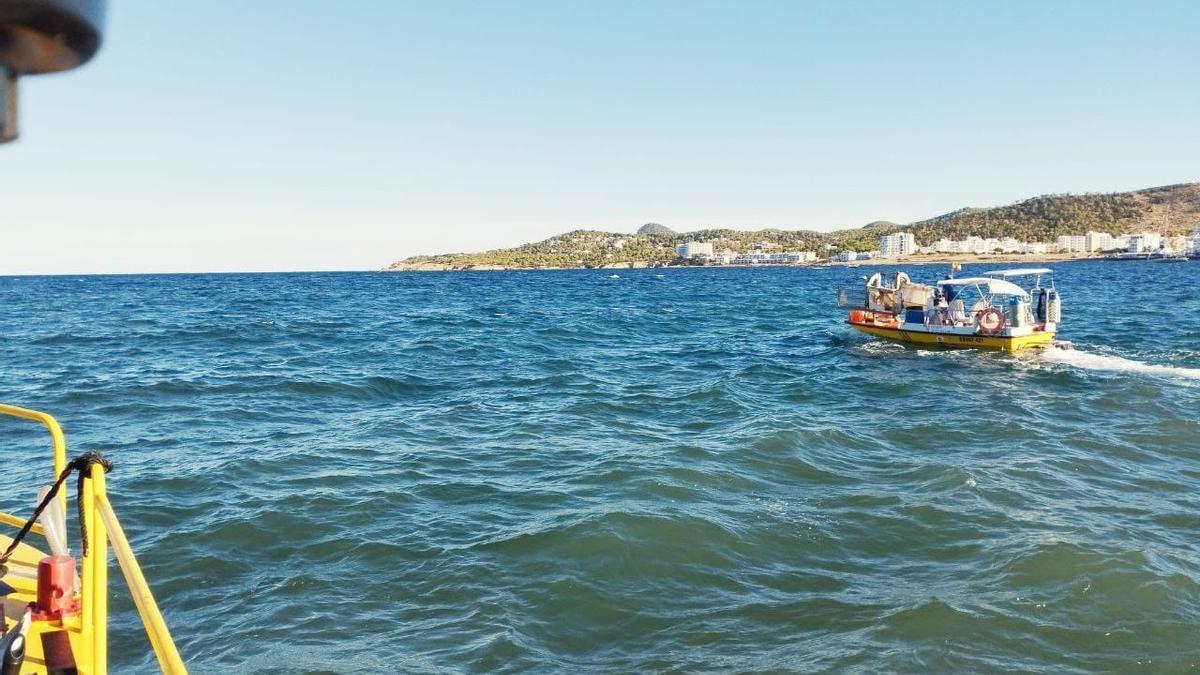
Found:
<box><xmin>975</xmin><ymin>307</ymin><xmax>1006</xmax><ymax>335</ymax></box>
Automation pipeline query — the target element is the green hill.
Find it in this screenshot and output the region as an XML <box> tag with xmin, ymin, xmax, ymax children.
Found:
<box><xmin>906</xmin><ymin>184</ymin><xmax>1197</xmax><ymax>243</ymax></box>
<box><xmin>636</xmin><ymin>222</ymin><xmax>676</xmax><ymax>236</ymax></box>
<box><xmin>388</xmin><ymin>182</ymin><xmax>1200</xmax><ymax>269</ymax></box>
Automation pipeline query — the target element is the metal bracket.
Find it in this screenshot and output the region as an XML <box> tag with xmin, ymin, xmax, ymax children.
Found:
<box><xmin>0</xmin><ymin>66</ymin><xmax>16</xmax><ymax>143</ymax></box>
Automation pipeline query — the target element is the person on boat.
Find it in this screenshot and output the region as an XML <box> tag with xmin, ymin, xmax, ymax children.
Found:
<box><xmin>946</xmin><ymin>286</ymin><xmax>968</xmax><ymax>325</ymax></box>
<box><xmin>925</xmin><ymin>289</ymin><xmax>949</xmax><ymax>325</ymax></box>
<box><xmin>935</xmin><ymin>293</ymin><xmax>950</xmax><ymax>325</ymax></box>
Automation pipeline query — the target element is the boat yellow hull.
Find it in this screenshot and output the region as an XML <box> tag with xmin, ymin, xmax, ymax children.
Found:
<box><xmin>851</xmin><ymin>323</ymin><xmax>1056</xmax><ymax>352</ymax></box>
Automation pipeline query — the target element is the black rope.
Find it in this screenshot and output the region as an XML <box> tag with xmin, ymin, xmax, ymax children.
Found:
<box><xmin>74</xmin><ymin>451</ymin><xmax>113</xmax><ymax>559</ymax></box>
<box><xmin>0</xmin><ymin>451</ymin><xmax>113</xmax><ymax>576</ymax></box>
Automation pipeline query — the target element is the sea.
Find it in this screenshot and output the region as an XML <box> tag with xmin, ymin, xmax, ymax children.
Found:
<box><xmin>1</xmin><ymin>260</ymin><xmax>1198</xmax><ymax>673</ymax></box>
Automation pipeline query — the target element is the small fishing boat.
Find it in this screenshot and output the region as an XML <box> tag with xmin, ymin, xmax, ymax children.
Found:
<box><xmin>838</xmin><ymin>267</ymin><xmax>1067</xmax><ymax>352</ymax></box>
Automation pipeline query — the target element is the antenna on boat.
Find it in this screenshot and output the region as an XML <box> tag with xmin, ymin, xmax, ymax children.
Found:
<box><xmin>0</xmin><ymin>0</ymin><xmax>106</xmax><ymax>142</ymax></box>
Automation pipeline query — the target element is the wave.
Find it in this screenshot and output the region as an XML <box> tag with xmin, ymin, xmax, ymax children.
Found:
<box><xmin>1040</xmin><ymin>348</ymin><xmax>1200</xmax><ymax>380</ymax></box>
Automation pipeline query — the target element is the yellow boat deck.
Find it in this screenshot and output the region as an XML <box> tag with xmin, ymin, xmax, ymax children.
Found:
<box><xmin>0</xmin><ymin>535</ymin><xmax>93</xmax><ymax>674</ymax></box>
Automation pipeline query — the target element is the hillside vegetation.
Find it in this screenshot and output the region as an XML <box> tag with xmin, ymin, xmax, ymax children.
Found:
<box><xmin>389</xmin><ymin>182</ymin><xmax>1200</xmax><ymax>269</ymax></box>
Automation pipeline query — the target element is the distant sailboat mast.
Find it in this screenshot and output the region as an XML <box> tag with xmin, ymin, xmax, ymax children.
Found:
<box><xmin>1164</xmin><ymin>201</ymin><xmax>1170</xmax><ymax>252</ymax></box>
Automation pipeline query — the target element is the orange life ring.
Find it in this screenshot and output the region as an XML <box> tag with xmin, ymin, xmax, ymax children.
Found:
<box><xmin>975</xmin><ymin>307</ymin><xmax>1006</xmax><ymax>335</ymax></box>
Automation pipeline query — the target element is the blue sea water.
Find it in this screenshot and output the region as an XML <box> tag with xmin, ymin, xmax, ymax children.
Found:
<box><xmin>1</xmin><ymin>260</ymin><xmax>1199</xmax><ymax>673</ymax></box>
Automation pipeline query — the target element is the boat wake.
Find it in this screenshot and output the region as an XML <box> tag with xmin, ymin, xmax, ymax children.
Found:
<box><xmin>1039</xmin><ymin>347</ymin><xmax>1200</xmax><ymax>380</ymax></box>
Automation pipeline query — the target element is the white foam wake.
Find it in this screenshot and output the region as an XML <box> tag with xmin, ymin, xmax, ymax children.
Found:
<box><xmin>1041</xmin><ymin>348</ymin><xmax>1200</xmax><ymax>380</ymax></box>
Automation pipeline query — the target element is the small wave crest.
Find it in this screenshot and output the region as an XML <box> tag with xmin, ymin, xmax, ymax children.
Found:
<box><xmin>1040</xmin><ymin>348</ymin><xmax>1200</xmax><ymax>380</ymax></box>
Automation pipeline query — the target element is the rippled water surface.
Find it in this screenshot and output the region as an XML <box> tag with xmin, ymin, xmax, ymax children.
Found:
<box><xmin>2</xmin><ymin>261</ymin><xmax>1199</xmax><ymax>673</ymax></box>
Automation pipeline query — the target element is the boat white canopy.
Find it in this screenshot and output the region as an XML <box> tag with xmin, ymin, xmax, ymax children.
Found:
<box><xmin>982</xmin><ymin>268</ymin><xmax>1053</xmax><ymax>277</ymax></box>
<box><xmin>937</xmin><ymin>277</ymin><xmax>1029</xmax><ymax>297</ymax></box>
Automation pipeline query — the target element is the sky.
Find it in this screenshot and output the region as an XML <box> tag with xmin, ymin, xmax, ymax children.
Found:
<box><xmin>3</xmin><ymin>0</ymin><xmax>1198</xmax><ymax>274</ymax></box>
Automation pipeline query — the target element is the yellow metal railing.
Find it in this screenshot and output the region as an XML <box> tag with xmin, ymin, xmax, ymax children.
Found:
<box><xmin>0</xmin><ymin>510</ymin><xmax>44</xmax><ymax>534</ymax></box>
<box><xmin>1</xmin><ymin>403</ymin><xmax>186</xmax><ymax>674</ymax></box>
<box><xmin>0</xmin><ymin>402</ymin><xmax>68</xmax><ymax>508</ymax></box>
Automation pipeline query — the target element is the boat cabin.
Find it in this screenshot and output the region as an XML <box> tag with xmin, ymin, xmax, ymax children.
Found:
<box><xmin>902</xmin><ymin>268</ymin><xmax>1059</xmax><ymax>337</ymax></box>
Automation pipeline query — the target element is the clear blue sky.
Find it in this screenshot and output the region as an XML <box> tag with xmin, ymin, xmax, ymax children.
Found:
<box><xmin>4</xmin><ymin>1</ymin><xmax>1198</xmax><ymax>273</ymax></box>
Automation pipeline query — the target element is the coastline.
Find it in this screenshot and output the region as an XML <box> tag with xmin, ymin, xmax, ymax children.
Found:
<box><xmin>385</xmin><ymin>252</ymin><xmax>1101</xmax><ymax>272</ymax></box>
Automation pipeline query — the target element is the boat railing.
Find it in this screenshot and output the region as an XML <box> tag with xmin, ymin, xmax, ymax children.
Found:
<box><xmin>0</xmin><ymin>402</ymin><xmax>187</xmax><ymax>674</ymax></box>
<box><xmin>836</xmin><ymin>287</ymin><xmax>865</xmax><ymax>308</ymax></box>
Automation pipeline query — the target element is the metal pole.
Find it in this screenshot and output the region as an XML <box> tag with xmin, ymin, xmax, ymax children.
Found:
<box><xmin>95</xmin><ymin>494</ymin><xmax>187</xmax><ymax>674</ymax></box>
<box><xmin>93</xmin><ymin>465</ymin><xmax>109</xmax><ymax>674</ymax></box>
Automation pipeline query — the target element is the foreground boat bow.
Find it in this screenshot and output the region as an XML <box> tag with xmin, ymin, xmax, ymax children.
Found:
<box><xmin>0</xmin><ymin>404</ymin><xmax>186</xmax><ymax>674</ymax></box>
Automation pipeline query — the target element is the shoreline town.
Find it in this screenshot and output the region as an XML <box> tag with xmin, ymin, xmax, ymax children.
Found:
<box><xmin>389</xmin><ymin>228</ymin><xmax>1200</xmax><ymax>272</ymax></box>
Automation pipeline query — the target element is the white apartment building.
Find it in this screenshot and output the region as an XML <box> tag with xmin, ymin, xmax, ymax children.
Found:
<box><xmin>999</xmin><ymin>237</ymin><xmax>1024</xmax><ymax>252</ymax></box>
<box><xmin>1126</xmin><ymin>232</ymin><xmax>1163</xmax><ymax>254</ymax></box>
<box><xmin>1084</xmin><ymin>231</ymin><xmax>1114</xmax><ymax>252</ymax></box>
<box><xmin>767</xmin><ymin>251</ymin><xmax>816</xmax><ymax>263</ymax></box>
<box><xmin>837</xmin><ymin>250</ymin><xmax>858</xmax><ymax>262</ymax></box>
<box><xmin>931</xmin><ymin>238</ymin><xmax>960</xmax><ymax>253</ymax></box>
<box><xmin>733</xmin><ymin>252</ymin><xmax>770</xmax><ymax>264</ymax></box>
<box><xmin>1055</xmin><ymin>235</ymin><xmax>1087</xmax><ymax>253</ymax></box>
<box><xmin>879</xmin><ymin>232</ymin><xmax>917</xmax><ymax>257</ymax></box>
<box><xmin>730</xmin><ymin>250</ymin><xmax>815</xmax><ymax>265</ymax></box>
<box><xmin>1188</xmin><ymin>228</ymin><xmax>1200</xmax><ymax>254</ymax></box>
<box><xmin>931</xmin><ymin>236</ymin><xmax>1047</xmax><ymax>254</ymax></box>
<box><xmin>675</xmin><ymin>241</ymin><xmax>714</xmax><ymax>258</ymax></box>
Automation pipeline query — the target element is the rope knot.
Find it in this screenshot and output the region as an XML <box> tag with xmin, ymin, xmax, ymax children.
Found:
<box><xmin>71</xmin><ymin>450</ymin><xmax>113</xmax><ymax>477</ymax></box>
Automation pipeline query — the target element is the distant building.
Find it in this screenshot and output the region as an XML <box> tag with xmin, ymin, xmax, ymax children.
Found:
<box><xmin>1127</xmin><ymin>232</ymin><xmax>1162</xmax><ymax>254</ymax></box>
<box><xmin>837</xmin><ymin>250</ymin><xmax>858</xmax><ymax>262</ymax></box>
<box><xmin>1084</xmin><ymin>231</ymin><xmax>1113</xmax><ymax>252</ymax></box>
<box><xmin>766</xmin><ymin>251</ymin><xmax>816</xmax><ymax>263</ymax></box>
<box><xmin>1055</xmin><ymin>235</ymin><xmax>1087</xmax><ymax>253</ymax></box>
<box><xmin>675</xmin><ymin>241</ymin><xmax>714</xmax><ymax>258</ymax></box>
<box><xmin>931</xmin><ymin>238</ymin><xmax>959</xmax><ymax>253</ymax></box>
<box><xmin>733</xmin><ymin>252</ymin><xmax>769</xmax><ymax>264</ymax></box>
<box><xmin>879</xmin><ymin>232</ymin><xmax>916</xmax><ymax>257</ymax></box>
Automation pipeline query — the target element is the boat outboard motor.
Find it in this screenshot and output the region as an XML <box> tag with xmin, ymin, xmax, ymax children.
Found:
<box><xmin>0</xmin><ymin>0</ymin><xmax>105</xmax><ymax>142</ymax></box>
